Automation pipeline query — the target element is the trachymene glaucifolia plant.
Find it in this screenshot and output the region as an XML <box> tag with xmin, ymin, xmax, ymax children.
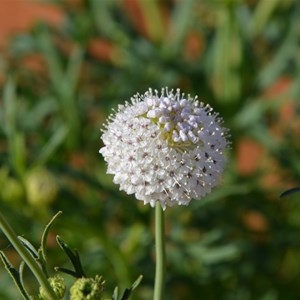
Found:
<box><xmin>0</xmin><ymin>87</ymin><xmax>229</xmax><ymax>299</ymax></box>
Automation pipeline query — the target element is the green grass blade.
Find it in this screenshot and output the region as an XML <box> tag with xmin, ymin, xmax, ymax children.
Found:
<box><xmin>164</xmin><ymin>0</ymin><xmax>194</xmax><ymax>56</ymax></box>
<box><xmin>36</xmin><ymin>125</ymin><xmax>69</xmax><ymax>165</ymax></box>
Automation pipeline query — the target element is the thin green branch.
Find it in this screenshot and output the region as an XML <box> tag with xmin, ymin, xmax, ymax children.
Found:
<box><xmin>0</xmin><ymin>212</ymin><xmax>58</xmax><ymax>300</ymax></box>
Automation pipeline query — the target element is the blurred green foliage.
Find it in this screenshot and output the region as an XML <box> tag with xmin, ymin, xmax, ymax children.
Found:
<box><xmin>0</xmin><ymin>0</ymin><xmax>300</xmax><ymax>299</ymax></box>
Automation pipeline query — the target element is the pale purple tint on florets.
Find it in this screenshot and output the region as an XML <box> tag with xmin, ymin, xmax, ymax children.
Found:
<box><xmin>100</xmin><ymin>88</ymin><xmax>229</xmax><ymax>209</ymax></box>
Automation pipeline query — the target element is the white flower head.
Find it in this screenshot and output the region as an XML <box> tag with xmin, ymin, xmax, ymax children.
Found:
<box><xmin>100</xmin><ymin>88</ymin><xmax>229</xmax><ymax>209</ymax></box>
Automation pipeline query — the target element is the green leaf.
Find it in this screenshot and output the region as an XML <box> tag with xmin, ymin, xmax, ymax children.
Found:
<box><xmin>138</xmin><ymin>1</ymin><xmax>165</xmax><ymax>42</ymax></box>
<box><xmin>0</xmin><ymin>252</ymin><xmax>31</xmax><ymax>300</ymax></box>
<box><xmin>119</xmin><ymin>275</ymin><xmax>143</xmax><ymax>300</ymax></box>
<box><xmin>40</xmin><ymin>211</ymin><xmax>62</xmax><ymax>265</ymax></box>
<box><xmin>209</xmin><ymin>6</ymin><xmax>242</xmax><ymax>102</ymax></box>
<box><xmin>56</xmin><ymin>236</ymin><xmax>86</xmax><ymax>278</ymax></box>
<box><xmin>18</xmin><ymin>261</ymin><xmax>27</xmax><ymax>295</ymax></box>
<box><xmin>187</xmin><ymin>243</ymin><xmax>240</xmax><ymax>265</ymax></box>
<box><xmin>17</xmin><ymin>236</ymin><xmax>38</xmax><ymax>259</ymax></box>
<box><xmin>120</xmin><ymin>288</ymin><xmax>131</xmax><ymax>300</ymax></box>
<box><xmin>54</xmin><ymin>266</ymin><xmax>79</xmax><ymax>278</ymax></box>
<box><xmin>36</xmin><ymin>125</ymin><xmax>68</xmax><ymax>165</ymax></box>
<box><xmin>112</xmin><ymin>287</ymin><xmax>119</xmax><ymax>300</ymax></box>
<box><xmin>130</xmin><ymin>275</ymin><xmax>143</xmax><ymax>291</ymax></box>
<box><xmin>23</xmin><ymin>97</ymin><xmax>57</xmax><ymax>130</ymax></box>
<box><xmin>164</xmin><ymin>0</ymin><xmax>194</xmax><ymax>56</ymax></box>
<box><xmin>280</xmin><ymin>188</ymin><xmax>300</xmax><ymax>199</ymax></box>
<box><xmin>3</xmin><ymin>77</ymin><xmax>26</xmax><ymax>176</ymax></box>
<box><xmin>249</xmin><ymin>0</ymin><xmax>281</xmax><ymax>36</ymax></box>
<box><xmin>89</xmin><ymin>0</ymin><xmax>129</xmax><ymax>44</ymax></box>
<box><xmin>35</xmin><ymin>25</ymin><xmax>63</xmax><ymax>89</ymax></box>
<box><xmin>3</xmin><ymin>76</ymin><xmax>17</xmax><ymax>137</ymax></box>
<box><xmin>65</xmin><ymin>46</ymin><xmax>84</xmax><ymax>99</ymax></box>
<box><xmin>258</xmin><ymin>17</ymin><xmax>298</xmax><ymax>88</ymax></box>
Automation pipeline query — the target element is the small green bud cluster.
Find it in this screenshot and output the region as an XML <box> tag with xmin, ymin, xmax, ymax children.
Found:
<box><xmin>70</xmin><ymin>275</ymin><xmax>105</xmax><ymax>300</ymax></box>
<box><xmin>39</xmin><ymin>275</ymin><xmax>66</xmax><ymax>300</ymax></box>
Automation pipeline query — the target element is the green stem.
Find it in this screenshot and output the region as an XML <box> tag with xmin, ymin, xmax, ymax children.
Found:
<box><xmin>0</xmin><ymin>212</ymin><xmax>58</xmax><ymax>300</ymax></box>
<box><xmin>153</xmin><ymin>203</ymin><xmax>166</xmax><ymax>300</ymax></box>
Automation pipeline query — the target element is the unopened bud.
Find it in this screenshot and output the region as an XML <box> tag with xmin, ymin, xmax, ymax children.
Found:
<box><xmin>39</xmin><ymin>275</ymin><xmax>66</xmax><ymax>300</ymax></box>
<box><xmin>25</xmin><ymin>167</ymin><xmax>58</xmax><ymax>206</ymax></box>
<box><xmin>70</xmin><ymin>275</ymin><xmax>105</xmax><ymax>300</ymax></box>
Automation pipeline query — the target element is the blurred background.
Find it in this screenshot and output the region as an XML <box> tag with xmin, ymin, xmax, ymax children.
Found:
<box><xmin>0</xmin><ymin>0</ymin><xmax>300</xmax><ymax>299</ymax></box>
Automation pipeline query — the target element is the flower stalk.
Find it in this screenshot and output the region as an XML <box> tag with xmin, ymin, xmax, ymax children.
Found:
<box><xmin>153</xmin><ymin>202</ymin><xmax>166</xmax><ymax>300</ymax></box>
<box><xmin>0</xmin><ymin>211</ymin><xmax>58</xmax><ymax>300</ymax></box>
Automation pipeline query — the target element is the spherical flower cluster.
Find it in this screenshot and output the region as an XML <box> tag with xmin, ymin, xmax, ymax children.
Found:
<box><xmin>70</xmin><ymin>275</ymin><xmax>105</xmax><ymax>300</ymax></box>
<box><xmin>39</xmin><ymin>275</ymin><xmax>66</xmax><ymax>300</ymax></box>
<box><xmin>100</xmin><ymin>88</ymin><xmax>229</xmax><ymax>209</ymax></box>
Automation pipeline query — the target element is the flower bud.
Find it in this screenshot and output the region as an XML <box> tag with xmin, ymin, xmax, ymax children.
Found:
<box><xmin>39</xmin><ymin>275</ymin><xmax>66</xmax><ymax>300</ymax></box>
<box><xmin>70</xmin><ymin>275</ymin><xmax>105</xmax><ymax>300</ymax></box>
<box><xmin>0</xmin><ymin>176</ymin><xmax>24</xmax><ymax>205</ymax></box>
<box><xmin>25</xmin><ymin>167</ymin><xmax>58</xmax><ymax>207</ymax></box>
